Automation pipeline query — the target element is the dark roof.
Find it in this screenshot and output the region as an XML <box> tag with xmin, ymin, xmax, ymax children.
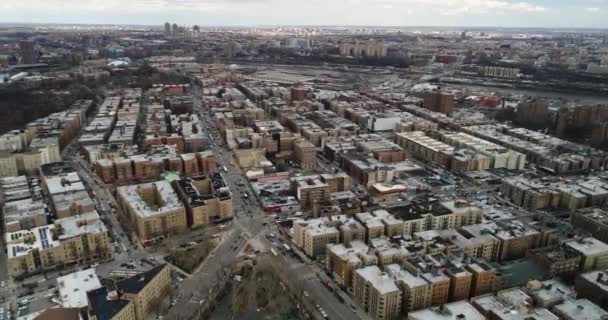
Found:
<box><xmin>117</xmin><ymin>264</ymin><xmax>166</xmax><ymax>294</ymax></box>
<box><xmin>87</xmin><ymin>287</ymin><xmax>130</xmax><ymax>320</ymax></box>
<box><xmin>34</xmin><ymin>307</ymin><xmax>83</xmax><ymax>320</ymax></box>
<box><xmin>39</xmin><ymin>162</ymin><xmax>76</xmax><ymax>177</ymax></box>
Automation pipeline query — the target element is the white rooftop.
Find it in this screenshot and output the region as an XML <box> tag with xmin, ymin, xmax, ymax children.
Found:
<box><xmin>117</xmin><ymin>180</ymin><xmax>183</xmax><ymax>218</ymax></box>
<box><xmin>409</xmin><ymin>301</ymin><xmax>486</xmax><ymax>320</ymax></box>
<box><xmin>355</xmin><ymin>265</ymin><xmax>400</xmax><ymax>295</ymax></box>
<box><xmin>553</xmin><ymin>299</ymin><xmax>608</xmax><ymax>320</ymax></box>
<box><xmin>45</xmin><ymin>172</ymin><xmax>85</xmax><ymax>195</ymax></box>
<box><xmin>565</xmin><ymin>237</ymin><xmax>608</xmax><ymax>256</ymax></box>
<box><xmin>57</xmin><ymin>268</ymin><xmax>102</xmax><ymax>308</ymax></box>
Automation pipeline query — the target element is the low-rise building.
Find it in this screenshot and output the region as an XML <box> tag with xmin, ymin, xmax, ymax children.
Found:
<box><xmin>564</xmin><ymin>237</ymin><xmax>608</xmax><ymax>272</ymax></box>
<box><xmin>472</xmin><ymin>288</ymin><xmax>558</xmax><ymax>320</ymax></box>
<box><xmin>575</xmin><ymin>270</ymin><xmax>608</xmax><ymax>309</ymax></box>
<box><xmin>529</xmin><ymin>245</ymin><xmax>582</xmax><ymax>276</ymax></box>
<box><xmin>571</xmin><ymin>208</ymin><xmax>608</xmax><ymax>244</ymax></box>
<box><xmin>552</xmin><ymin>299</ymin><xmax>608</xmax><ymax>320</ymax></box>
<box><xmin>527</xmin><ymin>279</ymin><xmax>575</xmax><ymax>308</ymax></box>
<box><xmin>57</xmin><ymin>268</ymin><xmax>102</xmax><ymax>308</ymax></box>
<box><xmin>408</xmin><ymin>301</ymin><xmax>486</xmax><ymax>320</ymax></box>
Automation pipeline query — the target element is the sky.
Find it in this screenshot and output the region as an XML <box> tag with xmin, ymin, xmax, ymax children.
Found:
<box><xmin>0</xmin><ymin>0</ymin><xmax>607</xmax><ymax>28</ymax></box>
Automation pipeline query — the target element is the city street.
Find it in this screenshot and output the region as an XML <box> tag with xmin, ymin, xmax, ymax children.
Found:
<box><xmin>167</xmin><ymin>84</ymin><xmax>369</xmax><ymax>320</ymax></box>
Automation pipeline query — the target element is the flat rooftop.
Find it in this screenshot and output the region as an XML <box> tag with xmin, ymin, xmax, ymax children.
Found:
<box><xmin>57</xmin><ymin>268</ymin><xmax>102</xmax><ymax>308</ymax></box>
<box><xmin>409</xmin><ymin>301</ymin><xmax>486</xmax><ymax>320</ymax></box>
<box><xmin>565</xmin><ymin>237</ymin><xmax>608</xmax><ymax>256</ymax></box>
<box><xmin>554</xmin><ymin>299</ymin><xmax>608</xmax><ymax>320</ymax></box>
<box><xmin>355</xmin><ymin>265</ymin><xmax>400</xmax><ymax>295</ymax></box>
<box><xmin>117</xmin><ymin>180</ymin><xmax>183</xmax><ymax>219</ymax></box>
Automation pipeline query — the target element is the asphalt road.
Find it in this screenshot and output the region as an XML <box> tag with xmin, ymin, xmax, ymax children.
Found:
<box><xmin>173</xmin><ymin>84</ymin><xmax>369</xmax><ymax>320</ymax></box>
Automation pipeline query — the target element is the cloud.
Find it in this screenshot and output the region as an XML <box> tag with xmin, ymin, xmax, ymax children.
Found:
<box><xmin>0</xmin><ymin>0</ymin><xmax>604</xmax><ymax>28</ymax></box>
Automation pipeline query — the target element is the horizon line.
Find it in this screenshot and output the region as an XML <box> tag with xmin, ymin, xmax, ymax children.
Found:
<box><xmin>0</xmin><ymin>21</ymin><xmax>607</xmax><ymax>31</ymax></box>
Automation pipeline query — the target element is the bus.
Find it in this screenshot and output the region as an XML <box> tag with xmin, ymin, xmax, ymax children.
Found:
<box><xmin>270</xmin><ymin>248</ymin><xmax>278</xmax><ymax>256</ymax></box>
<box><xmin>282</xmin><ymin>244</ymin><xmax>291</xmax><ymax>252</ymax></box>
<box><xmin>222</xmin><ymin>166</ymin><xmax>228</xmax><ymax>172</ymax></box>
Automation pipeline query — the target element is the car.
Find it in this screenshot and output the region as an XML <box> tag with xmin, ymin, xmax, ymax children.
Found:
<box><xmin>0</xmin><ymin>281</ymin><xmax>5</xmax><ymax>287</ymax></box>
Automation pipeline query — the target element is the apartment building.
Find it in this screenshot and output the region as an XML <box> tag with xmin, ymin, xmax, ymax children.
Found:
<box><xmin>422</xmin><ymin>271</ymin><xmax>450</xmax><ymax>306</ymax></box>
<box><xmin>445</xmin><ymin>266</ymin><xmax>473</xmax><ymax>301</ymax></box>
<box><xmin>304</xmin><ymin>225</ymin><xmax>340</xmax><ymax>257</ymax></box>
<box><xmin>6</xmin><ymin>211</ymin><xmax>111</xmax><ymax>277</ymax></box>
<box><xmin>355</xmin><ymin>212</ymin><xmax>386</xmax><ymax>242</ymax></box>
<box><xmin>436</xmin><ymin>131</ymin><xmax>526</xmax><ymax>170</ymax></box>
<box><xmin>472</xmin><ymin>288</ymin><xmax>557</xmax><ymax>320</ymax></box>
<box><xmin>408</xmin><ymin>301</ymin><xmax>486</xmax><ymax>320</ymax></box>
<box><xmin>460</xmin><ymin>264</ymin><xmax>493</xmax><ymax>297</ymax></box>
<box><xmin>527</xmin><ymin>279</ymin><xmax>575</xmax><ymax>308</ymax></box>
<box><xmin>321</xmin><ymin>172</ymin><xmax>352</xmax><ymax>194</ymax></box>
<box><xmin>294</xmin><ymin>139</ymin><xmax>316</xmax><ymax>169</ymax></box>
<box><xmin>529</xmin><ymin>245</ymin><xmax>582</xmax><ymax>276</ymax></box>
<box><xmin>575</xmin><ymin>270</ymin><xmax>608</xmax><ymax>309</ymax></box>
<box><xmin>293</xmin><ymin>218</ymin><xmax>340</xmax><ymax>257</ymax></box>
<box><xmin>571</xmin><ymin>208</ymin><xmax>608</xmax><ymax>244</ymax></box>
<box><xmin>457</xmin><ymin>224</ymin><xmax>501</xmax><ymax>262</ymax></box>
<box><xmin>326</xmin><ymin>241</ymin><xmax>377</xmax><ymax>287</ymax></box>
<box><xmin>552</xmin><ymin>299</ymin><xmax>608</xmax><ymax>320</ymax></box>
<box><xmin>291</xmin><ymin>175</ymin><xmax>331</xmax><ymax>209</ymax></box>
<box><xmin>173</xmin><ymin>174</ymin><xmax>233</xmax><ymax>227</ymax></box>
<box><xmin>385</xmin><ymin>264</ymin><xmax>431</xmax><ymax>314</ymax></box>
<box><xmin>95</xmin><ymin>149</ymin><xmax>217</xmax><ymax>184</ymax></box>
<box><xmin>116</xmin><ymin>181</ymin><xmax>187</xmax><ymax>242</ymax></box>
<box><xmin>87</xmin><ymin>264</ymin><xmax>172</xmax><ymax>320</ymax></box>
<box><xmin>464</xmin><ymin>125</ymin><xmax>608</xmax><ymax>174</ymax></box>
<box><xmin>564</xmin><ymin>237</ymin><xmax>608</xmax><ymax>272</ymax></box>
<box><xmin>338</xmin><ymin>218</ymin><xmax>366</xmax><ymax>245</ymax></box>
<box><xmin>395</xmin><ymin>131</ymin><xmax>454</xmax><ymax>169</ymax></box>
<box><xmin>488</xmin><ymin>221</ymin><xmax>545</xmax><ymax>261</ymax></box>
<box><xmin>353</xmin><ymin>266</ymin><xmax>403</xmax><ymax>320</ymax></box>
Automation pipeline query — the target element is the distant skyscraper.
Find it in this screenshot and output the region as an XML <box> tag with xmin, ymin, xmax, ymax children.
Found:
<box><xmin>172</xmin><ymin>23</ymin><xmax>178</xmax><ymax>35</ymax></box>
<box><xmin>164</xmin><ymin>22</ymin><xmax>171</xmax><ymax>34</ymax></box>
<box><xmin>193</xmin><ymin>25</ymin><xmax>200</xmax><ymax>33</ymax></box>
<box><xmin>19</xmin><ymin>40</ymin><xmax>36</xmax><ymax>64</ymax></box>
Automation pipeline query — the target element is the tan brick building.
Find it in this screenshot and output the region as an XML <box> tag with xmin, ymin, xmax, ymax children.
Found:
<box><xmin>294</xmin><ymin>139</ymin><xmax>316</xmax><ymax>169</ymax></box>
<box><xmin>6</xmin><ymin>212</ymin><xmax>111</xmax><ymax>277</ymax></box>
<box><xmin>173</xmin><ymin>174</ymin><xmax>233</xmax><ymax>227</ymax></box>
<box><xmin>116</xmin><ymin>181</ymin><xmax>187</xmax><ymax>242</ymax></box>
<box><xmin>353</xmin><ymin>266</ymin><xmax>402</xmax><ymax>320</ymax></box>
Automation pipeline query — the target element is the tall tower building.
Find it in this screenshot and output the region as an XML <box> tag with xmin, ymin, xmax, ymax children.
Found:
<box><xmin>19</xmin><ymin>40</ymin><xmax>36</xmax><ymax>64</ymax></box>
<box><xmin>164</xmin><ymin>22</ymin><xmax>171</xmax><ymax>34</ymax></box>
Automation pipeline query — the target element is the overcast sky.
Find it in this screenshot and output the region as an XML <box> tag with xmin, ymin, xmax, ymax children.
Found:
<box><xmin>1</xmin><ymin>0</ymin><xmax>607</xmax><ymax>28</ymax></box>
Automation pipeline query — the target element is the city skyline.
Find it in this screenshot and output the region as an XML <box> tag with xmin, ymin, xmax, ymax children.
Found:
<box><xmin>0</xmin><ymin>0</ymin><xmax>607</xmax><ymax>28</ymax></box>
